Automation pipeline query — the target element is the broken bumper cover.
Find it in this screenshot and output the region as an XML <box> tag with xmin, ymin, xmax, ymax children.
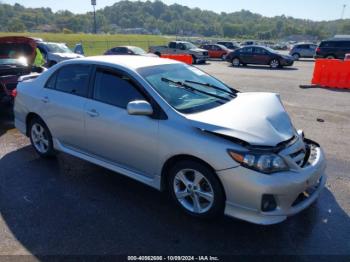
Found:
<box><xmin>217</xmin><ymin>141</ymin><xmax>327</xmax><ymax>225</ymax></box>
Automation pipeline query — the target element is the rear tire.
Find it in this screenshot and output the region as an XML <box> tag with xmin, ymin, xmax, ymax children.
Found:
<box><xmin>48</xmin><ymin>61</ymin><xmax>57</xmax><ymax>68</ymax></box>
<box><xmin>29</xmin><ymin>117</ymin><xmax>56</xmax><ymax>158</ymax></box>
<box><xmin>168</xmin><ymin>160</ymin><xmax>225</xmax><ymax>219</ymax></box>
<box><xmin>232</xmin><ymin>58</ymin><xmax>240</xmax><ymax>67</ymax></box>
<box><xmin>292</xmin><ymin>53</ymin><xmax>300</xmax><ymax>60</ymax></box>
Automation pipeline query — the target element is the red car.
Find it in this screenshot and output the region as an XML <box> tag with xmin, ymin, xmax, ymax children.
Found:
<box><xmin>200</xmin><ymin>44</ymin><xmax>230</xmax><ymax>59</ymax></box>
<box><xmin>0</xmin><ymin>36</ymin><xmax>39</xmax><ymax>107</ymax></box>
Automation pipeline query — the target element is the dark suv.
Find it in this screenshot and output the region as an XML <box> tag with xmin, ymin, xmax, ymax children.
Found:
<box><xmin>315</xmin><ymin>39</ymin><xmax>350</xmax><ymax>59</ymax></box>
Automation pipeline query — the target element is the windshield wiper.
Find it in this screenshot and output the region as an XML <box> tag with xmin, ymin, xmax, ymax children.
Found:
<box><xmin>161</xmin><ymin>77</ymin><xmax>231</xmax><ymax>102</ymax></box>
<box><xmin>184</xmin><ymin>80</ymin><xmax>237</xmax><ymax>97</ymax></box>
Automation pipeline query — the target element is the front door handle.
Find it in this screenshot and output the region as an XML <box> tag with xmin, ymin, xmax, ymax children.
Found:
<box><xmin>87</xmin><ymin>109</ymin><xmax>99</xmax><ymax>117</ymax></box>
<box><xmin>41</xmin><ymin>96</ymin><xmax>49</xmax><ymax>103</ymax></box>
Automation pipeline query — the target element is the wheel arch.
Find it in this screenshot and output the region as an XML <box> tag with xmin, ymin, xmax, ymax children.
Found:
<box><xmin>25</xmin><ymin>112</ymin><xmax>44</xmax><ymax>136</ymax></box>
<box><xmin>160</xmin><ymin>154</ymin><xmax>225</xmax><ymax>197</ymax></box>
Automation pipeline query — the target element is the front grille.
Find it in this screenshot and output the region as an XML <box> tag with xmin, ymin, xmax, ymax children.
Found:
<box><xmin>290</xmin><ymin>149</ymin><xmax>306</xmax><ymax>166</ymax></box>
<box><xmin>284</xmin><ymin>137</ymin><xmax>307</xmax><ymax>167</ymax></box>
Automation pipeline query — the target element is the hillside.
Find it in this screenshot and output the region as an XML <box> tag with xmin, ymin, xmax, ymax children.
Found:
<box><xmin>0</xmin><ymin>1</ymin><xmax>349</xmax><ymax>39</ymax></box>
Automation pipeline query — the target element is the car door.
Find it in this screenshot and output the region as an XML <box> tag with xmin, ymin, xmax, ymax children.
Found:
<box><xmin>84</xmin><ymin>67</ymin><xmax>159</xmax><ymax>178</ymax></box>
<box><xmin>253</xmin><ymin>47</ymin><xmax>270</xmax><ymax>64</ymax></box>
<box><xmin>239</xmin><ymin>47</ymin><xmax>254</xmax><ymax>64</ymax></box>
<box><xmin>212</xmin><ymin>45</ymin><xmax>222</xmax><ymax>58</ymax></box>
<box><xmin>39</xmin><ymin>64</ymin><xmax>92</xmax><ymax>150</ymax></box>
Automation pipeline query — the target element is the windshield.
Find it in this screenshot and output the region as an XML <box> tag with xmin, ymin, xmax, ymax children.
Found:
<box><xmin>45</xmin><ymin>43</ymin><xmax>73</xmax><ymax>53</ymax></box>
<box><xmin>264</xmin><ymin>46</ymin><xmax>278</xmax><ymax>53</ymax></box>
<box><xmin>184</xmin><ymin>42</ymin><xmax>197</xmax><ymax>50</ymax></box>
<box><xmin>138</xmin><ymin>64</ymin><xmax>236</xmax><ymax>114</ymax></box>
<box><xmin>0</xmin><ymin>58</ymin><xmax>28</xmax><ymax>66</ymax></box>
<box><xmin>129</xmin><ymin>46</ymin><xmax>147</xmax><ymax>55</ymax></box>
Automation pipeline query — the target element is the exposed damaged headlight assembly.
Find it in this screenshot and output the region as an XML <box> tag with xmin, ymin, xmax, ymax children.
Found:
<box><xmin>228</xmin><ymin>150</ymin><xmax>289</xmax><ymax>174</ymax></box>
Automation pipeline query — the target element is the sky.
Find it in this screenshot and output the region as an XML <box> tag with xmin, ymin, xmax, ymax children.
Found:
<box><xmin>1</xmin><ymin>0</ymin><xmax>349</xmax><ymax>21</ymax></box>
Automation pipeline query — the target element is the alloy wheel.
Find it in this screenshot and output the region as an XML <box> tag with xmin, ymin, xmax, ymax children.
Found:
<box><xmin>173</xmin><ymin>169</ymin><xmax>214</xmax><ymax>214</ymax></box>
<box><xmin>31</xmin><ymin>123</ymin><xmax>49</xmax><ymax>154</ymax></box>
<box><xmin>232</xmin><ymin>58</ymin><xmax>240</xmax><ymax>67</ymax></box>
<box><xmin>270</xmin><ymin>59</ymin><xmax>280</xmax><ymax>69</ymax></box>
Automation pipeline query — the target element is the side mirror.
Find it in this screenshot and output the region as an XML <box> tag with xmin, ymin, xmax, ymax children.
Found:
<box><xmin>127</xmin><ymin>100</ymin><xmax>153</xmax><ymax>116</ymax></box>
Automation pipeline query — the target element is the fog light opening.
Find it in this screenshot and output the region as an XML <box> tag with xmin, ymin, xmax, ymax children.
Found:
<box><xmin>261</xmin><ymin>194</ymin><xmax>277</xmax><ymax>212</ymax></box>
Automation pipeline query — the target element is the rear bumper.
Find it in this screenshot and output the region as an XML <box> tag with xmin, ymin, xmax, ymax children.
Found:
<box><xmin>217</xmin><ymin>142</ymin><xmax>327</xmax><ymax>225</ymax></box>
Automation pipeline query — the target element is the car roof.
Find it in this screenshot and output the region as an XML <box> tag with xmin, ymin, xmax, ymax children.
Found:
<box><xmin>69</xmin><ymin>55</ymin><xmax>180</xmax><ymax>70</ymax></box>
<box><xmin>240</xmin><ymin>45</ymin><xmax>265</xmax><ymax>48</ymax></box>
<box><xmin>294</xmin><ymin>43</ymin><xmax>315</xmax><ymax>46</ymax></box>
<box><xmin>324</xmin><ymin>38</ymin><xmax>350</xmax><ymax>42</ymax></box>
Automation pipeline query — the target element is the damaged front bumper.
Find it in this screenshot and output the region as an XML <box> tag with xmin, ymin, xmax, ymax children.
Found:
<box><xmin>217</xmin><ymin>138</ymin><xmax>327</xmax><ymax>225</ymax></box>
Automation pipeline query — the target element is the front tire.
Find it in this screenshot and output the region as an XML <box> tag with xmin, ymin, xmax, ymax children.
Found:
<box><xmin>168</xmin><ymin>160</ymin><xmax>225</xmax><ymax>219</ymax></box>
<box><xmin>270</xmin><ymin>59</ymin><xmax>280</xmax><ymax>69</ymax></box>
<box><xmin>29</xmin><ymin>117</ymin><xmax>55</xmax><ymax>158</ymax></box>
<box><xmin>192</xmin><ymin>55</ymin><xmax>197</xmax><ymax>65</ymax></box>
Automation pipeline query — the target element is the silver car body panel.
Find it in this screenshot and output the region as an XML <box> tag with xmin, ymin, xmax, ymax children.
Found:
<box><xmin>14</xmin><ymin>56</ymin><xmax>326</xmax><ymax>225</ymax></box>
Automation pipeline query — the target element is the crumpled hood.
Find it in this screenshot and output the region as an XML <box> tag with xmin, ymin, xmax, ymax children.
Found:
<box><xmin>185</xmin><ymin>92</ymin><xmax>295</xmax><ymax>147</ymax></box>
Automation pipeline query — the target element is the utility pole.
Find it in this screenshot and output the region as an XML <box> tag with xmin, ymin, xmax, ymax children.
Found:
<box><xmin>91</xmin><ymin>0</ymin><xmax>97</xmax><ymax>34</ymax></box>
<box><xmin>341</xmin><ymin>4</ymin><xmax>346</xmax><ymax>20</ymax></box>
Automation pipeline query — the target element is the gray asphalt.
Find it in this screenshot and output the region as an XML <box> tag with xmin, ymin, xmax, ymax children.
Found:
<box><xmin>0</xmin><ymin>59</ymin><xmax>349</xmax><ymax>257</ymax></box>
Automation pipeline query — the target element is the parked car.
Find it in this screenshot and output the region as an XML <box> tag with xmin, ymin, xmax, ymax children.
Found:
<box><xmin>104</xmin><ymin>46</ymin><xmax>157</xmax><ymax>57</ymax></box>
<box><xmin>200</xmin><ymin>44</ymin><xmax>230</xmax><ymax>59</ymax></box>
<box><xmin>36</xmin><ymin>41</ymin><xmax>84</xmax><ymax>67</ymax></box>
<box><xmin>289</xmin><ymin>43</ymin><xmax>318</xmax><ymax>60</ymax></box>
<box><xmin>14</xmin><ymin>56</ymin><xmax>326</xmax><ymax>225</ymax></box>
<box><xmin>0</xmin><ymin>36</ymin><xmax>44</xmax><ymax>107</ymax></box>
<box><xmin>216</xmin><ymin>41</ymin><xmax>240</xmax><ymax>50</ymax></box>
<box><xmin>149</xmin><ymin>41</ymin><xmax>209</xmax><ymax>64</ymax></box>
<box><xmin>315</xmin><ymin>38</ymin><xmax>350</xmax><ymax>59</ymax></box>
<box><xmin>226</xmin><ymin>46</ymin><xmax>294</xmax><ymax>69</ymax></box>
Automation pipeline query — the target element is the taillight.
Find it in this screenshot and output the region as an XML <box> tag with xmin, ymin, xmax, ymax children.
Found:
<box><xmin>316</xmin><ymin>47</ymin><xmax>321</xmax><ymax>53</ymax></box>
<box><xmin>11</xmin><ymin>88</ymin><xmax>17</xmax><ymax>98</ymax></box>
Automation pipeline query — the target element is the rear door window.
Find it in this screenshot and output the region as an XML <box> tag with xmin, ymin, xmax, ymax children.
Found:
<box><xmin>254</xmin><ymin>47</ymin><xmax>267</xmax><ymax>54</ymax></box>
<box><xmin>320</xmin><ymin>41</ymin><xmax>336</xmax><ymax>48</ymax></box>
<box><xmin>243</xmin><ymin>47</ymin><xmax>253</xmax><ymax>53</ymax></box>
<box><xmin>55</xmin><ymin>64</ymin><xmax>91</xmax><ymax>97</ymax></box>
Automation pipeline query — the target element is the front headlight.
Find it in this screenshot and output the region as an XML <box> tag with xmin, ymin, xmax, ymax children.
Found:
<box><xmin>228</xmin><ymin>150</ymin><xmax>289</xmax><ymax>174</ymax></box>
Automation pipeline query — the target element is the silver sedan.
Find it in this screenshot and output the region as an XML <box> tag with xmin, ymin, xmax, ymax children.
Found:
<box><xmin>14</xmin><ymin>56</ymin><xmax>326</xmax><ymax>225</ymax></box>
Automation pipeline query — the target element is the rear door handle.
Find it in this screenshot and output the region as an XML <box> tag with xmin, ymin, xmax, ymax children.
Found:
<box><xmin>41</xmin><ymin>96</ymin><xmax>49</xmax><ymax>103</ymax></box>
<box><xmin>87</xmin><ymin>109</ymin><xmax>99</xmax><ymax>117</ymax></box>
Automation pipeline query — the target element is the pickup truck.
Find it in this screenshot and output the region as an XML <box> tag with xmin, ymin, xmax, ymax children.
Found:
<box><xmin>149</xmin><ymin>41</ymin><xmax>209</xmax><ymax>64</ymax></box>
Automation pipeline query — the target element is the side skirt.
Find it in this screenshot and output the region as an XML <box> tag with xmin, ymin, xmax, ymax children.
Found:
<box><xmin>53</xmin><ymin>139</ymin><xmax>161</xmax><ymax>190</ymax></box>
